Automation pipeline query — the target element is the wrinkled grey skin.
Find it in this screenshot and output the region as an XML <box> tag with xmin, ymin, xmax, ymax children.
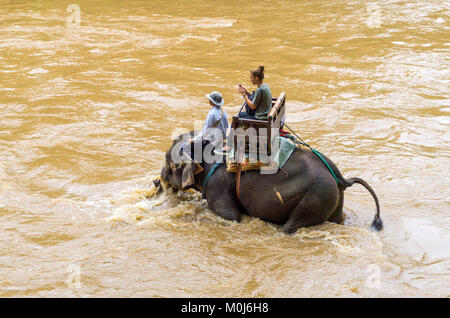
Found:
<box><xmin>157</xmin><ymin>132</ymin><xmax>382</xmax><ymax>234</ymax></box>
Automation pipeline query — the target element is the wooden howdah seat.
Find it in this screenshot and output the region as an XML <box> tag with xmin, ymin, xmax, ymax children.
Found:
<box><xmin>231</xmin><ymin>92</ymin><xmax>286</xmax><ymax>158</ymax></box>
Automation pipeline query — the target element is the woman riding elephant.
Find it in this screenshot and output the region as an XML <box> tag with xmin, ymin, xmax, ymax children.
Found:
<box><xmin>157</xmin><ymin>132</ymin><xmax>383</xmax><ymax>234</ymax></box>
<box><xmin>238</xmin><ymin>65</ymin><xmax>272</xmax><ymax>120</ymax></box>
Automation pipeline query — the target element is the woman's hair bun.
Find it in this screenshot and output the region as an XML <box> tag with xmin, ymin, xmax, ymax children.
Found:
<box><xmin>250</xmin><ymin>65</ymin><xmax>265</xmax><ymax>80</ymax></box>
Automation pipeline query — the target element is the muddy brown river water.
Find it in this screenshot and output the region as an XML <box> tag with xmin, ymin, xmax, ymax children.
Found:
<box><xmin>0</xmin><ymin>0</ymin><xmax>449</xmax><ymax>297</ymax></box>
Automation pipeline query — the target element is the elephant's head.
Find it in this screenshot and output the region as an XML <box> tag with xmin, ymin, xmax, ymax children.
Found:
<box><xmin>160</xmin><ymin>158</ymin><xmax>203</xmax><ymax>191</ymax></box>
<box><xmin>159</xmin><ymin>132</ymin><xmax>204</xmax><ymax>191</ymax></box>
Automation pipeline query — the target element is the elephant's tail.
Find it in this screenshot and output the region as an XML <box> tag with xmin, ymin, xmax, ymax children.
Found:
<box><xmin>307</xmin><ymin>151</ymin><xmax>383</xmax><ymax>231</ymax></box>
<box><xmin>340</xmin><ymin>177</ymin><xmax>383</xmax><ymax>231</ymax></box>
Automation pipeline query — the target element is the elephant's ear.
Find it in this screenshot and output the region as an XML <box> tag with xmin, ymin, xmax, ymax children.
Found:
<box><xmin>181</xmin><ymin>162</ymin><xmax>196</xmax><ymax>190</ymax></box>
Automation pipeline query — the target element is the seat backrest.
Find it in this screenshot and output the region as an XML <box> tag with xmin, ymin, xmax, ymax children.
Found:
<box><xmin>231</xmin><ymin>92</ymin><xmax>286</xmax><ymax>156</ymax></box>
<box><xmin>268</xmin><ymin>92</ymin><xmax>286</xmax><ymax>129</ymax></box>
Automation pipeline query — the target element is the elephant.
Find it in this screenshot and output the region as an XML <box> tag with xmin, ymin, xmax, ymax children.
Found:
<box><xmin>157</xmin><ymin>131</ymin><xmax>383</xmax><ymax>234</ymax></box>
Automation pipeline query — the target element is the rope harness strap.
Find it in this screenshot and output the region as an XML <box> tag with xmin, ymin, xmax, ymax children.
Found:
<box><xmin>283</xmin><ymin>123</ymin><xmax>339</xmax><ymax>185</ymax></box>
<box><xmin>234</xmin><ymin>143</ymin><xmax>245</xmax><ymax>203</ymax></box>
<box><xmin>201</xmin><ymin>158</ymin><xmax>223</xmax><ymax>199</ymax></box>
<box><xmin>236</xmin><ymin>163</ymin><xmax>242</xmax><ymax>202</ymax></box>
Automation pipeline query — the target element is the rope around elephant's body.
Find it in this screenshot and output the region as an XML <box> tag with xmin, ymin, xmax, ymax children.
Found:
<box><xmin>201</xmin><ymin>158</ymin><xmax>224</xmax><ymax>199</ymax></box>
<box><xmin>283</xmin><ymin>123</ymin><xmax>339</xmax><ymax>184</ymax></box>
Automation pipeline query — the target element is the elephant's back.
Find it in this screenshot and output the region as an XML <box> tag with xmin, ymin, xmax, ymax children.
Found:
<box><xmin>237</xmin><ymin>150</ymin><xmax>320</xmax><ymax>223</ymax></box>
<box><xmin>285</xmin><ymin>148</ymin><xmax>342</xmax><ymax>190</ymax></box>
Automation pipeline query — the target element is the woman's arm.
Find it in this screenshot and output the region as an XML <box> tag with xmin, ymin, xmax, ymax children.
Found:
<box><xmin>242</xmin><ymin>94</ymin><xmax>256</xmax><ymax>109</ymax></box>
<box><xmin>239</xmin><ymin>86</ymin><xmax>257</xmax><ymax>109</ymax></box>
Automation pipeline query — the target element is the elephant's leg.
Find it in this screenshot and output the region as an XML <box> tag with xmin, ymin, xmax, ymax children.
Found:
<box><xmin>282</xmin><ymin>192</ymin><xmax>336</xmax><ymax>234</ymax></box>
<box><xmin>328</xmin><ymin>191</ymin><xmax>344</xmax><ymax>224</ymax></box>
<box><xmin>215</xmin><ymin>207</ymin><xmax>241</xmax><ymax>222</ymax></box>
<box><xmin>283</xmin><ymin>208</ymin><xmax>315</xmax><ymax>235</ymax></box>
<box><xmin>208</xmin><ymin>196</ymin><xmax>242</xmax><ymax>222</ymax></box>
